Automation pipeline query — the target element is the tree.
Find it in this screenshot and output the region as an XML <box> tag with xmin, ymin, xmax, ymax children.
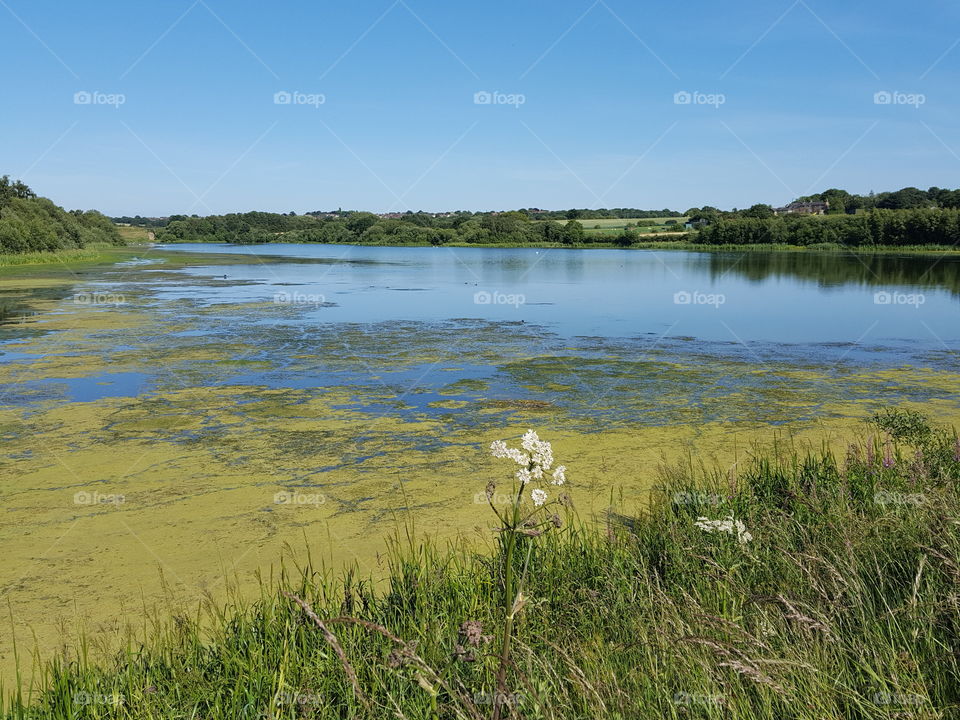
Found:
<box><xmin>482</xmin><ymin>211</ymin><xmax>527</xmax><ymax>238</ymax></box>
<box><xmin>877</xmin><ymin>187</ymin><xmax>929</xmax><ymax>210</ymax></box>
<box><xmin>346</xmin><ymin>212</ymin><xmax>379</xmax><ymax>235</ymax></box>
<box><xmin>743</xmin><ymin>204</ymin><xmax>774</xmax><ymax>219</ymax></box>
<box><xmin>688</xmin><ymin>206</ymin><xmax>721</xmax><ymax>224</ymax></box>
<box><xmin>562</xmin><ymin>220</ymin><xmax>585</xmax><ymax>244</ymax></box>
<box><xmin>0</xmin><ymin>175</ymin><xmax>35</xmax><ymax>207</ymax></box>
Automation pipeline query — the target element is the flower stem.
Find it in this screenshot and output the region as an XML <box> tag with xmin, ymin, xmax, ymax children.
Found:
<box><xmin>492</xmin><ymin>482</ymin><xmax>524</xmax><ymax>720</ymax></box>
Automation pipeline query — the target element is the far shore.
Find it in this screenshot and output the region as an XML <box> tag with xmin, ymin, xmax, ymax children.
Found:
<box><xmin>3</xmin><ymin>238</ymin><xmax>960</xmax><ymax>273</ymax></box>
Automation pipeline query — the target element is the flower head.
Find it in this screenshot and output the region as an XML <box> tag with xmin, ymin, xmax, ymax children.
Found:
<box><xmin>521</xmin><ymin>429</ymin><xmax>554</xmax><ymax>471</ymax></box>
<box><xmin>490</xmin><ymin>440</ymin><xmax>528</xmax><ymax>466</ymax></box>
<box><xmin>694</xmin><ymin>515</ymin><xmax>753</xmax><ymax>544</ymax></box>
<box><xmin>490</xmin><ymin>430</ymin><xmax>568</xmax><ymax>511</ymax></box>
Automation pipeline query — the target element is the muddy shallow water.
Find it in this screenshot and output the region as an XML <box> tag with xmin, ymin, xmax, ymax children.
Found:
<box><xmin>1</xmin><ymin>244</ymin><xmax>959</xmax><ymax>689</ymax></box>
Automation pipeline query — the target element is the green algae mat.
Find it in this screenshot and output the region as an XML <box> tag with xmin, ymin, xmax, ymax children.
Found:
<box><xmin>2</xmin><ymin>245</ymin><xmax>959</xmax><ymax>688</ymax></box>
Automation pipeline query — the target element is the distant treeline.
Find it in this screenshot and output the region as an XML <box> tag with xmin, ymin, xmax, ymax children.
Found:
<box><xmin>140</xmin><ymin>183</ymin><xmax>960</xmax><ymax>248</ymax></box>
<box><xmin>799</xmin><ymin>186</ymin><xmax>960</xmax><ymax>213</ymax></box>
<box><xmin>526</xmin><ymin>208</ymin><xmax>682</xmax><ymax>220</ymax></box>
<box><xmin>0</xmin><ymin>176</ymin><xmax>123</xmax><ymax>254</ymax></box>
<box><xmin>113</xmin><ymin>215</ymin><xmax>170</xmax><ymax>228</ymax></box>
<box><xmin>155</xmin><ymin>210</ymin><xmax>595</xmax><ymax>246</ymax></box>
<box><xmin>697</xmin><ymin>209</ymin><xmax>960</xmax><ymax>247</ymax></box>
<box><xmin>681</xmin><ymin>186</ymin><xmax>960</xmax><ymax>225</ymax></box>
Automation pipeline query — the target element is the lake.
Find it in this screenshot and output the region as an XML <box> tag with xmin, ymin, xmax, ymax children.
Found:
<box><xmin>1</xmin><ymin>243</ymin><xmax>959</xmax><ymax>686</ymax></box>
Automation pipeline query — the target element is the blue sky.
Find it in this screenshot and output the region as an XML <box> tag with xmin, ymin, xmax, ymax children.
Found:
<box><xmin>2</xmin><ymin>0</ymin><xmax>959</xmax><ymax>215</ymax></box>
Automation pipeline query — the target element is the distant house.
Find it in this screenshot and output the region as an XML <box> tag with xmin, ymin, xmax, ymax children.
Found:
<box><xmin>684</xmin><ymin>219</ymin><xmax>710</xmax><ymax>230</ymax></box>
<box><xmin>774</xmin><ymin>201</ymin><xmax>829</xmax><ymax>215</ymax></box>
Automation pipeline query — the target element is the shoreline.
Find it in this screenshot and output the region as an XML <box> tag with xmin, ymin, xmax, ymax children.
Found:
<box><xmin>155</xmin><ymin>239</ymin><xmax>960</xmax><ymax>256</ymax></box>
<box><xmin>4</xmin><ymin>240</ymin><xmax>960</xmax><ymax>272</ymax></box>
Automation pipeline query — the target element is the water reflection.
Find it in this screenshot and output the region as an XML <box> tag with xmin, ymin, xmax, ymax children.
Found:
<box><xmin>704</xmin><ymin>251</ymin><xmax>960</xmax><ymax>293</ymax></box>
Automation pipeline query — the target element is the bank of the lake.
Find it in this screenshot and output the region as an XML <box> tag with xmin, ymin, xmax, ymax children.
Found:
<box><xmin>5</xmin><ymin>410</ymin><xmax>959</xmax><ymax>719</ymax></box>
<box><xmin>151</xmin><ymin>237</ymin><xmax>960</xmax><ymax>255</ymax></box>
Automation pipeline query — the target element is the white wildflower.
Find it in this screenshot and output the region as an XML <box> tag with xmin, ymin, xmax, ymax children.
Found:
<box><xmin>491</xmin><ymin>440</ymin><xmax>528</xmax><ymax>466</ymax></box>
<box><xmin>490</xmin><ymin>440</ymin><xmax>509</xmax><ymax>458</ymax></box>
<box><xmin>694</xmin><ymin>515</ymin><xmax>752</xmax><ymax>544</ymax></box>
<box><xmin>521</xmin><ymin>429</ymin><xmax>554</xmax><ymax>470</ymax></box>
<box><xmin>520</xmin><ymin>429</ymin><xmax>540</xmax><ymax>452</ymax></box>
<box><xmin>490</xmin><ymin>430</ymin><xmax>567</xmax><ymax>509</ymax></box>
<box><xmin>506</xmin><ymin>448</ymin><xmax>529</xmax><ymax>466</ymax></box>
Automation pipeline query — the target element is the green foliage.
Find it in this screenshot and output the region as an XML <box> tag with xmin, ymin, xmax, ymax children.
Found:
<box><xmin>0</xmin><ymin>175</ymin><xmax>36</xmax><ymax>205</ymax></box>
<box><xmin>561</xmin><ymin>219</ymin><xmax>584</xmax><ymax>245</ymax></box>
<box><xmin>743</xmin><ymin>203</ymin><xmax>775</xmax><ymax>219</ymax></box>
<box><xmin>697</xmin><ymin>209</ymin><xmax>960</xmax><ymax>247</ymax></box>
<box><xmin>872</xmin><ymin>408</ymin><xmax>933</xmax><ymax>444</ymax></box>
<box><xmin>0</xmin><ymin>180</ymin><xmax>123</xmax><ymax>254</ymax></box>
<box><xmin>145</xmin><ymin>184</ymin><xmax>960</xmax><ymax>249</ymax></box>
<box><xmin>877</xmin><ymin>187</ymin><xmax>930</xmax><ymax>210</ymax></box>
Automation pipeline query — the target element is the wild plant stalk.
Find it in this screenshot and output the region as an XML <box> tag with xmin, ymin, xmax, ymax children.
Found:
<box><xmin>486</xmin><ymin>431</ymin><xmax>568</xmax><ymax>720</ymax></box>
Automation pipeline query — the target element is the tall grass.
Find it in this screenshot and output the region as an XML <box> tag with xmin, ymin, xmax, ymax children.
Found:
<box><xmin>0</xmin><ymin>246</ymin><xmax>120</xmax><ymax>268</ymax></box>
<box><xmin>4</xmin><ymin>410</ymin><xmax>959</xmax><ymax>719</ymax></box>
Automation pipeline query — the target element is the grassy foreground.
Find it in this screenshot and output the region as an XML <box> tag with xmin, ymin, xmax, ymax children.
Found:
<box><xmin>4</xmin><ymin>410</ymin><xmax>960</xmax><ymax>719</ymax></box>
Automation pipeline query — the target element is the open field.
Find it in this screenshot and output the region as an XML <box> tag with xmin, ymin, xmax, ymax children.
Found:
<box><xmin>581</xmin><ymin>217</ymin><xmax>689</xmax><ymax>235</ymax></box>
<box><xmin>114</xmin><ymin>225</ymin><xmax>154</xmax><ymax>243</ymax></box>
